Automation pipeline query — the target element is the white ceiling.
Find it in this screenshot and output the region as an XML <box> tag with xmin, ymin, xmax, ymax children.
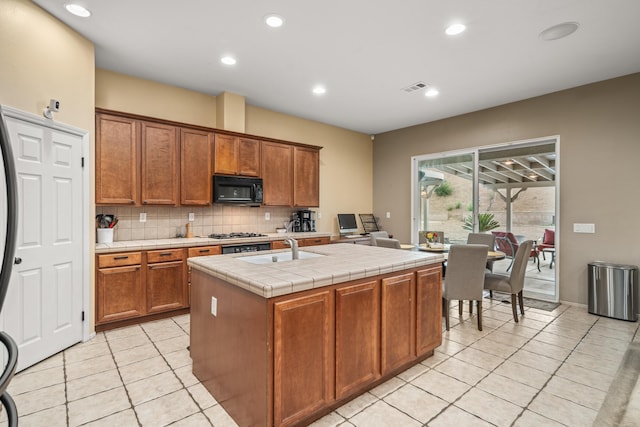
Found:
<box><xmin>34</xmin><ymin>0</ymin><xmax>640</xmax><ymax>135</ymax></box>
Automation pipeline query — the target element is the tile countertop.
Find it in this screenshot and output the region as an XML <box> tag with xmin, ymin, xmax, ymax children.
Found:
<box><xmin>188</xmin><ymin>243</ymin><xmax>444</xmax><ymax>298</ymax></box>
<box><xmin>94</xmin><ymin>232</ymin><xmax>332</xmax><ymax>254</ymax></box>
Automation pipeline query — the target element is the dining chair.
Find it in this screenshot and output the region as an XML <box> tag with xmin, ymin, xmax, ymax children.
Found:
<box><xmin>467</xmin><ymin>233</ymin><xmax>496</xmax><ymax>273</ymax></box>
<box><xmin>442</xmin><ymin>244</ymin><xmax>489</xmax><ymax>331</ymax></box>
<box><xmin>374</xmin><ymin>237</ymin><xmax>401</xmax><ymax>249</ymax></box>
<box><xmin>369</xmin><ymin>231</ymin><xmax>389</xmax><ymax>246</ymax></box>
<box><xmin>483</xmin><ymin>240</ymin><xmax>534</xmax><ymax>323</ymax></box>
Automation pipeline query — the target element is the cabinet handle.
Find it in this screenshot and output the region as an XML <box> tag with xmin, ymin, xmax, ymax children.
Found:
<box><xmin>159</xmin><ymin>252</ymin><xmax>172</xmax><ymax>256</ymax></box>
<box><xmin>114</xmin><ymin>256</ymin><xmax>129</xmax><ymax>260</ymax></box>
<box><xmin>130</xmin><ymin>200</ymin><xmax>135</xmax><ymax>204</ymax></box>
<box><xmin>199</xmin><ymin>249</ymin><xmax>210</xmax><ymax>253</ymax></box>
<box><xmin>143</xmin><ymin>200</ymin><xmax>148</xmax><ymax>204</ymax></box>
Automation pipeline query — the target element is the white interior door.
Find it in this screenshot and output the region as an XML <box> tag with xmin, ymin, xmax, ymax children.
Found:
<box><xmin>1</xmin><ymin>113</ymin><xmax>85</xmax><ymax>371</ymax></box>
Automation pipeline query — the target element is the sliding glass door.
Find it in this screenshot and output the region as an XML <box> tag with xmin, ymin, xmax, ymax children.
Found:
<box><xmin>412</xmin><ymin>138</ymin><xmax>558</xmax><ymax>301</ymax></box>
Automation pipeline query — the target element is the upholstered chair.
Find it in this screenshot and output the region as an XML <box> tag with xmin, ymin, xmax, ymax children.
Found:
<box><xmin>374</xmin><ymin>237</ymin><xmax>401</xmax><ymax>249</ymax></box>
<box><xmin>442</xmin><ymin>244</ymin><xmax>489</xmax><ymax>331</ymax></box>
<box><xmin>369</xmin><ymin>231</ymin><xmax>389</xmax><ymax>246</ymax></box>
<box><xmin>467</xmin><ymin>233</ymin><xmax>496</xmax><ymax>273</ymax></box>
<box><xmin>483</xmin><ymin>240</ymin><xmax>534</xmax><ymax>322</ymax></box>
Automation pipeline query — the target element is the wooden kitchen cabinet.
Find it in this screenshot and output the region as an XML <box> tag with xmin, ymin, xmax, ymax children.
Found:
<box><xmin>95</xmin><ymin>252</ymin><xmax>144</xmax><ymax>324</ymax></box>
<box><xmin>96</xmin><ymin>113</ymin><xmax>139</xmax><ymax>205</ymax></box>
<box><xmin>300</xmin><ymin>236</ymin><xmax>330</xmax><ymax>246</ymax></box>
<box><xmin>416</xmin><ymin>266</ymin><xmax>443</xmax><ymax>355</ymax></box>
<box><xmin>335</xmin><ymin>280</ymin><xmax>380</xmax><ymax>399</ymax></box>
<box><xmin>214</xmin><ymin>134</ymin><xmax>260</xmax><ymax>177</ymax></box>
<box><xmin>181</xmin><ymin>128</ymin><xmax>213</xmax><ymax>205</ymax></box>
<box><xmin>380</xmin><ymin>272</ymin><xmax>416</xmax><ymax>375</ymax></box>
<box><xmin>262</xmin><ymin>141</ymin><xmax>293</xmax><ymax>206</ymax></box>
<box><xmin>140</xmin><ymin>121</ymin><xmax>180</xmax><ymax>205</ymax></box>
<box><xmin>273</xmin><ymin>290</ymin><xmax>334</xmax><ymax>427</ymax></box>
<box><xmin>146</xmin><ymin>248</ymin><xmax>187</xmax><ymax>314</ymax></box>
<box><xmin>293</xmin><ymin>146</ymin><xmax>320</xmax><ymax>207</ymax></box>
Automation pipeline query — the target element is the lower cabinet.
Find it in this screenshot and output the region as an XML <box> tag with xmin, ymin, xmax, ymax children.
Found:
<box><xmin>146</xmin><ymin>248</ymin><xmax>188</xmax><ymax>314</ymax></box>
<box><xmin>273</xmin><ymin>291</ymin><xmax>334</xmax><ymax>427</ymax></box>
<box><xmin>96</xmin><ymin>252</ymin><xmax>144</xmax><ymax>324</ymax></box>
<box><xmin>381</xmin><ymin>273</ymin><xmax>415</xmax><ymax>374</ymax></box>
<box><xmin>416</xmin><ymin>267</ymin><xmax>443</xmax><ymax>355</ymax></box>
<box><xmin>271</xmin><ymin>236</ymin><xmax>330</xmax><ymax>250</ymax></box>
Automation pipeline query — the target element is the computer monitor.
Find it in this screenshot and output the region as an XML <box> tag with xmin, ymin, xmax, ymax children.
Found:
<box><xmin>337</xmin><ymin>213</ymin><xmax>358</xmax><ymax>235</ymax></box>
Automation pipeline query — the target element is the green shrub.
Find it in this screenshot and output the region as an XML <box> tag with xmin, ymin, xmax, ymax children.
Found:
<box><xmin>467</xmin><ymin>202</ymin><xmax>473</xmax><ymax>211</ymax></box>
<box><xmin>434</xmin><ymin>181</ymin><xmax>453</xmax><ymax>197</ymax></box>
<box><xmin>455</xmin><ymin>202</ymin><xmax>462</xmax><ymax>209</ymax></box>
<box><xmin>463</xmin><ymin>212</ymin><xmax>500</xmax><ymax>232</ymax></box>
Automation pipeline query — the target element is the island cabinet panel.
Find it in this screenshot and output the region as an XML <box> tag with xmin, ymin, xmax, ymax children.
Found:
<box><xmin>273</xmin><ymin>291</ymin><xmax>334</xmax><ymax>427</ymax></box>
<box><xmin>335</xmin><ymin>280</ymin><xmax>380</xmax><ymax>399</ymax></box>
<box><xmin>293</xmin><ymin>146</ymin><xmax>320</xmax><ymax>208</ymax></box>
<box><xmin>96</xmin><ymin>252</ymin><xmax>144</xmax><ymax>324</ymax></box>
<box><xmin>416</xmin><ymin>267</ymin><xmax>443</xmax><ymax>355</ymax></box>
<box><xmin>180</xmin><ymin>128</ymin><xmax>212</xmax><ymax>205</ymax></box>
<box><xmin>146</xmin><ymin>249</ymin><xmax>187</xmax><ymax>314</ymax></box>
<box><xmin>95</xmin><ymin>113</ymin><xmax>139</xmax><ymax>205</ymax></box>
<box><xmin>262</xmin><ymin>141</ymin><xmax>293</xmax><ymax>206</ymax></box>
<box><xmin>380</xmin><ymin>272</ymin><xmax>416</xmax><ymax>375</ymax></box>
<box><xmin>140</xmin><ymin>121</ymin><xmax>180</xmax><ymax>205</ymax></box>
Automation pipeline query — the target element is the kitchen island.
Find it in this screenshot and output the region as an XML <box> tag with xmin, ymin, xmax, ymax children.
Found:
<box><xmin>188</xmin><ymin>243</ymin><xmax>444</xmax><ymax>427</ymax></box>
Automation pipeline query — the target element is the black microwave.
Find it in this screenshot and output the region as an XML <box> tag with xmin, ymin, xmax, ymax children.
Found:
<box><xmin>213</xmin><ymin>175</ymin><xmax>263</xmax><ymax>205</ymax></box>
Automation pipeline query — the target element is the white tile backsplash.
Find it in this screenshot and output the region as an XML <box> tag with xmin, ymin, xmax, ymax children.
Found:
<box><xmin>96</xmin><ymin>205</ymin><xmax>297</xmax><ymax>241</ymax></box>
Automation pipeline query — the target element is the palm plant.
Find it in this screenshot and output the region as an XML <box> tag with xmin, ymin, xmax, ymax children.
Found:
<box><xmin>463</xmin><ymin>212</ymin><xmax>500</xmax><ymax>232</ymax></box>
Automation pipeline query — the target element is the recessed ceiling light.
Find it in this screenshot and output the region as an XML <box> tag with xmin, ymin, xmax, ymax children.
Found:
<box><xmin>425</xmin><ymin>87</ymin><xmax>439</xmax><ymax>97</ymax></box>
<box><xmin>539</xmin><ymin>22</ymin><xmax>579</xmax><ymax>41</ymax></box>
<box><xmin>445</xmin><ymin>23</ymin><xmax>466</xmax><ymax>36</ymax></box>
<box><xmin>265</xmin><ymin>14</ymin><xmax>284</xmax><ymax>28</ymax></box>
<box><xmin>220</xmin><ymin>56</ymin><xmax>237</xmax><ymax>65</ymax></box>
<box><xmin>312</xmin><ymin>86</ymin><xmax>326</xmax><ymax>95</ymax></box>
<box><xmin>65</xmin><ymin>3</ymin><xmax>91</xmax><ymax>18</ymax></box>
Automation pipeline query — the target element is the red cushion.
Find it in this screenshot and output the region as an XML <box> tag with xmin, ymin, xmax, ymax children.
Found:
<box><xmin>543</xmin><ymin>229</ymin><xmax>555</xmax><ymax>245</ymax></box>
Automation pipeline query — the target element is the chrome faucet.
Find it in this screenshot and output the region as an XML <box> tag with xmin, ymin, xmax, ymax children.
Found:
<box><xmin>284</xmin><ymin>237</ymin><xmax>299</xmax><ymax>260</ymax></box>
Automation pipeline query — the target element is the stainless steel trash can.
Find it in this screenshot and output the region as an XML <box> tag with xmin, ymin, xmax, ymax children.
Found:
<box><xmin>588</xmin><ymin>262</ymin><xmax>638</xmax><ymax>321</ymax></box>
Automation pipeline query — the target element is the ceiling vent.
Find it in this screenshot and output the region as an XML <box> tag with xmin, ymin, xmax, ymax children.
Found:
<box><xmin>402</xmin><ymin>81</ymin><xmax>427</xmax><ymax>93</ymax></box>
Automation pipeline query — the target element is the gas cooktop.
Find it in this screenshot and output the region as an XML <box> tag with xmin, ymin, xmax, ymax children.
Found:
<box><xmin>208</xmin><ymin>232</ymin><xmax>267</xmax><ymax>240</ymax></box>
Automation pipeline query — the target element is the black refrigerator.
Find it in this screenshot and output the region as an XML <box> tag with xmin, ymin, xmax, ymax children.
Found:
<box><xmin>0</xmin><ymin>113</ymin><xmax>19</xmax><ymax>425</ymax></box>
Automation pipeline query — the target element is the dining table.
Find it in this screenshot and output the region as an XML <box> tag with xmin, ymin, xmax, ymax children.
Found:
<box><xmin>417</xmin><ymin>243</ymin><xmax>506</xmax><ymax>261</ymax></box>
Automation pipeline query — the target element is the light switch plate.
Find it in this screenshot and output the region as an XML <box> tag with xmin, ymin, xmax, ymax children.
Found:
<box><xmin>265</xmin><ymin>212</ymin><xmax>270</xmax><ymax>220</ymax></box>
<box><xmin>317</xmin><ymin>212</ymin><xmax>322</xmax><ymax>219</ymax></box>
<box><xmin>211</xmin><ymin>296</ymin><xmax>217</xmax><ymax>316</ymax></box>
<box><xmin>139</xmin><ymin>213</ymin><xmax>146</xmax><ymax>222</ymax></box>
<box><xmin>188</xmin><ymin>213</ymin><xmax>195</xmax><ymax>222</ymax></box>
<box><xmin>386</xmin><ymin>212</ymin><xmax>391</xmax><ymax>218</ymax></box>
<box><xmin>573</xmin><ymin>223</ymin><xmax>595</xmax><ymax>233</ymax></box>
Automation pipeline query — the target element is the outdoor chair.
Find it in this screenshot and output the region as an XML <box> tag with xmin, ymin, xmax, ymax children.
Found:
<box><xmin>483</xmin><ymin>240</ymin><xmax>534</xmax><ymax>323</ymax></box>
<box><xmin>492</xmin><ymin>231</ymin><xmax>539</xmax><ymax>272</ymax></box>
<box><xmin>538</xmin><ymin>229</ymin><xmax>555</xmax><ymax>259</ymax></box>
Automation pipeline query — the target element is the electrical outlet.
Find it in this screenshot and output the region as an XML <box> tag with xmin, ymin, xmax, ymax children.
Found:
<box><xmin>386</xmin><ymin>212</ymin><xmax>391</xmax><ymax>218</ymax></box>
<box><xmin>139</xmin><ymin>213</ymin><xmax>147</xmax><ymax>222</ymax></box>
<box><xmin>318</xmin><ymin>212</ymin><xmax>322</xmax><ymax>219</ymax></box>
<box><xmin>265</xmin><ymin>212</ymin><xmax>270</xmax><ymax>220</ymax></box>
<box><xmin>211</xmin><ymin>296</ymin><xmax>217</xmax><ymax>316</ymax></box>
<box><xmin>188</xmin><ymin>212</ymin><xmax>195</xmax><ymax>222</ymax></box>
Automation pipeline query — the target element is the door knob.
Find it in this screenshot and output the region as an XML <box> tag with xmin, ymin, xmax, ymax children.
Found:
<box><xmin>14</xmin><ymin>257</ymin><xmax>22</xmax><ymax>265</ymax></box>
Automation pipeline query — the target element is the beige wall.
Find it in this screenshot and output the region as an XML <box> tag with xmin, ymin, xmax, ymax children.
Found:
<box><xmin>373</xmin><ymin>73</ymin><xmax>640</xmax><ymax>305</ymax></box>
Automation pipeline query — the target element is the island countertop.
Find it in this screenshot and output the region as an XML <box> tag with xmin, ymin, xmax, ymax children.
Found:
<box><xmin>188</xmin><ymin>243</ymin><xmax>444</xmax><ymax>298</ymax></box>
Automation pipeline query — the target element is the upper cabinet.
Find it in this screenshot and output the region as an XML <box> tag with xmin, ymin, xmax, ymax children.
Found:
<box><xmin>96</xmin><ymin>113</ymin><xmax>139</xmax><ymax>205</ymax></box>
<box><xmin>140</xmin><ymin>121</ymin><xmax>180</xmax><ymax>206</ymax></box>
<box><xmin>214</xmin><ymin>134</ymin><xmax>260</xmax><ymax>177</ymax></box>
<box><xmin>181</xmin><ymin>128</ymin><xmax>213</xmax><ymax>205</ymax></box>
<box><xmin>262</xmin><ymin>141</ymin><xmax>293</xmax><ymax>206</ymax></box>
<box><xmin>293</xmin><ymin>146</ymin><xmax>320</xmax><ymax>207</ymax></box>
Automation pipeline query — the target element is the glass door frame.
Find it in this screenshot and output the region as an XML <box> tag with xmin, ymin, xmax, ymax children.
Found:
<box><xmin>411</xmin><ymin>136</ymin><xmax>560</xmax><ymax>302</ymax></box>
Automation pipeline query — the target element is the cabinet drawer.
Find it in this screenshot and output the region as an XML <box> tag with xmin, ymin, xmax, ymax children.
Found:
<box><xmin>98</xmin><ymin>252</ymin><xmax>142</xmax><ymax>268</ymax></box>
<box><xmin>302</xmin><ymin>237</ymin><xmax>330</xmax><ymax>246</ymax></box>
<box><xmin>188</xmin><ymin>246</ymin><xmax>221</xmax><ymax>257</ymax></box>
<box><xmin>147</xmin><ymin>248</ymin><xmax>185</xmax><ymax>263</ymax></box>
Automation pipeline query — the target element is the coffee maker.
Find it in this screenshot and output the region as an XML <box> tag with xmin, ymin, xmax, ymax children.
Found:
<box><xmin>293</xmin><ymin>210</ymin><xmax>316</xmax><ymax>232</ymax></box>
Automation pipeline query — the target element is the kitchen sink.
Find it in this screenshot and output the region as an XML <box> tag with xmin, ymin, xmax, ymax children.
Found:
<box><xmin>238</xmin><ymin>251</ymin><xmax>325</xmax><ymax>264</ymax></box>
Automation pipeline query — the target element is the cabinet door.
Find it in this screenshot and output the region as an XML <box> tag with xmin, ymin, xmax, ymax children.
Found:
<box><xmin>181</xmin><ymin>128</ymin><xmax>213</xmax><ymax>205</ymax></box>
<box><xmin>96</xmin><ymin>113</ymin><xmax>139</xmax><ymax>205</ymax></box>
<box><xmin>146</xmin><ymin>260</ymin><xmax>188</xmax><ymax>314</ymax></box>
<box><xmin>293</xmin><ymin>146</ymin><xmax>320</xmax><ymax>207</ymax></box>
<box><xmin>273</xmin><ymin>291</ymin><xmax>333</xmax><ymax>426</ymax></box>
<box><xmin>213</xmin><ymin>134</ymin><xmax>237</xmax><ymax>175</ymax></box>
<box><xmin>381</xmin><ymin>272</ymin><xmax>415</xmax><ymax>374</ymax></box>
<box><xmin>416</xmin><ymin>267</ymin><xmax>443</xmax><ymax>356</ymax></box>
<box><xmin>237</xmin><ymin>137</ymin><xmax>260</xmax><ymax>176</ymax></box>
<box><xmin>141</xmin><ymin>121</ymin><xmax>179</xmax><ymax>205</ymax></box>
<box><xmin>271</xmin><ymin>240</ymin><xmax>288</xmax><ymax>250</ymax></box>
<box><xmin>262</xmin><ymin>141</ymin><xmax>293</xmax><ymax>206</ymax></box>
<box><xmin>335</xmin><ymin>280</ymin><xmax>380</xmax><ymax>399</ymax></box>
<box><xmin>301</xmin><ymin>237</ymin><xmax>330</xmax><ymax>247</ymax></box>
<box><xmin>96</xmin><ymin>265</ymin><xmax>144</xmax><ymax>324</ymax></box>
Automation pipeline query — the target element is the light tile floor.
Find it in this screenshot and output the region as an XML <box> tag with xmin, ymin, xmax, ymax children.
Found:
<box><xmin>1</xmin><ymin>301</ymin><xmax>638</xmax><ymax>426</ymax></box>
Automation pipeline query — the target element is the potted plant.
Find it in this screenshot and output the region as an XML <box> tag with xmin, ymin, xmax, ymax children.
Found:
<box><xmin>463</xmin><ymin>212</ymin><xmax>500</xmax><ymax>232</ymax></box>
